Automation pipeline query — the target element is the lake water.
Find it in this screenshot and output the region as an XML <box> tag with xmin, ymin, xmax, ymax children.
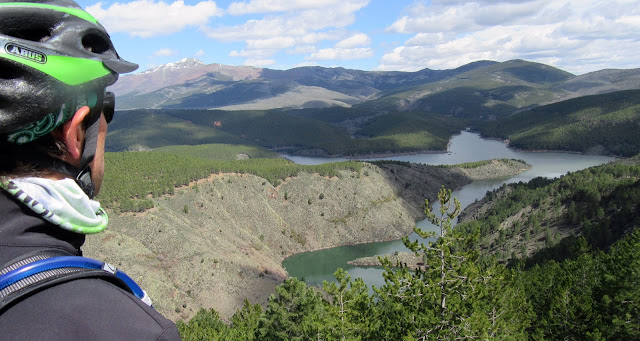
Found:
<box><xmin>281</xmin><ymin>131</ymin><xmax>615</xmax><ymax>288</ymax></box>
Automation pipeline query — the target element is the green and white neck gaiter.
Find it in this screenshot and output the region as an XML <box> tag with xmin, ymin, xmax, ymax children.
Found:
<box><xmin>0</xmin><ymin>177</ymin><xmax>108</xmax><ymax>234</ymax></box>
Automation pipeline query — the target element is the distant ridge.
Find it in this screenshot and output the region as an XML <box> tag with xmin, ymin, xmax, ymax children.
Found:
<box><xmin>110</xmin><ymin>59</ymin><xmax>497</xmax><ymax>110</ymax></box>
<box><xmin>110</xmin><ymin>59</ymin><xmax>640</xmax><ymax>114</ymax></box>
<box><xmin>109</xmin><ymin>58</ymin><xmax>262</xmax><ymax>98</ymax></box>
<box><xmin>559</xmin><ymin>68</ymin><xmax>640</xmax><ymax>96</ymax></box>
<box><xmin>140</xmin><ymin>58</ymin><xmax>205</xmax><ymax>74</ymax></box>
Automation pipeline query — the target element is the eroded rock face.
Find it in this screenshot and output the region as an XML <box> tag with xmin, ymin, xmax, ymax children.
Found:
<box><xmin>83</xmin><ymin>160</ymin><xmax>528</xmax><ymax>321</ymax></box>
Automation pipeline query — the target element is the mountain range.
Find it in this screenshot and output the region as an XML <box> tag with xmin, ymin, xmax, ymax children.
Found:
<box><xmin>110</xmin><ymin>58</ymin><xmax>640</xmax><ymax>117</ymax></box>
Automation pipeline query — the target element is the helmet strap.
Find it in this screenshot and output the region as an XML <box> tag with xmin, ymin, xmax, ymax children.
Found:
<box><xmin>75</xmin><ymin>164</ymin><xmax>95</xmax><ymax>199</ymax></box>
<box><xmin>72</xmin><ymin>93</ymin><xmax>104</xmax><ymax>199</ymax></box>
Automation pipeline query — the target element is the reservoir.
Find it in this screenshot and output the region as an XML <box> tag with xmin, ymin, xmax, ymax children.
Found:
<box><xmin>282</xmin><ymin>131</ymin><xmax>615</xmax><ymax>288</ymax></box>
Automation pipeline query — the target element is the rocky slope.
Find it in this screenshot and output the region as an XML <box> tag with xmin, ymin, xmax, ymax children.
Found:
<box><xmin>83</xmin><ymin>159</ymin><xmax>529</xmax><ymax>322</ymax></box>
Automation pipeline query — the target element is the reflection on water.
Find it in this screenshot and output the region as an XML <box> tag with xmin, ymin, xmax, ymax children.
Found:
<box><xmin>282</xmin><ymin>131</ymin><xmax>615</xmax><ymax>287</ymax></box>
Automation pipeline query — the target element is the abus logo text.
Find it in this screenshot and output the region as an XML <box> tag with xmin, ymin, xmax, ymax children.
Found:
<box><xmin>5</xmin><ymin>43</ymin><xmax>47</xmax><ymax>64</ymax></box>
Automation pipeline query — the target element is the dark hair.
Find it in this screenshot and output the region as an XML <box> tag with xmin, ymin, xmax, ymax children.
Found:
<box><xmin>0</xmin><ymin>130</ymin><xmax>69</xmax><ymax>178</ymax></box>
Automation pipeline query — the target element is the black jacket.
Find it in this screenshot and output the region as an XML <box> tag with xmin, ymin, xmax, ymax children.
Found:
<box><xmin>0</xmin><ymin>190</ymin><xmax>181</xmax><ymax>340</ymax></box>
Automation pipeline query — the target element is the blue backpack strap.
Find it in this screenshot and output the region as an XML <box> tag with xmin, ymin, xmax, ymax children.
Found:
<box><xmin>0</xmin><ymin>251</ymin><xmax>152</xmax><ymax>312</ymax></box>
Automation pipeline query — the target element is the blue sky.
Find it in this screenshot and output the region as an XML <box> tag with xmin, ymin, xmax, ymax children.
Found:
<box><xmin>76</xmin><ymin>0</ymin><xmax>640</xmax><ymax>75</ymax></box>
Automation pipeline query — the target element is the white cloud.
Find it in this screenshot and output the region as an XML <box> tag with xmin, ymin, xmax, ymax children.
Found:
<box><xmin>246</xmin><ymin>37</ymin><xmax>297</xmax><ymax>49</ymax></box>
<box><xmin>335</xmin><ymin>33</ymin><xmax>371</xmax><ymax>48</ymax></box>
<box><xmin>387</xmin><ymin>1</ymin><xmax>553</xmax><ymax>35</ymax></box>
<box><xmin>244</xmin><ymin>58</ymin><xmax>276</xmax><ymax>67</ymax></box>
<box><xmin>307</xmin><ymin>47</ymin><xmax>374</xmax><ymax>61</ymax></box>
<box><xmin>227</xmin><ymin>0</ymin><xmax>347</xmax><ymax>15</ymax></box>
<box><xmin>288</xmin><ymin>45</ymin><xmax>316</xmax><ymax>55</ymax></box>
<box><xmin>194</xmin><ymin>49</ymin><xmax>206</xmax><ymax>58</ymax></box>
<box><xmin>299</xmin><ymin>31</ymin><xmax>344</xmax><ymax>45</ymax></box>
<box><xmin>230</xmin><ymin>48</ymin><xmax>277</xmax><ymax>59</ymax></box>
<box><xmin>405</xmin><ymin>32</ymin><xmax>450</xmax><ymax>46</ymax></box>
<box><xmin>203</xmin><ymin>17</ymin><xmax>290</xmax><ymax>41</ymax></box>
<box><xmin>204</xmin><ymin>2</ymin><xmax>366</xmax><ymax>41</ymax></box>
<box><xmin>380</xmin><ymin>0</ymin><xmax>640</xmax><ymax>74</ymax></box>
<box><xmin>292</xmin><ymin>61</ymin><xmax>320</xmax><ymax>68</ymax></box>
<box><xmin>153</xmin><ymin>48</ymin><xmax>177</xmax><ymax>57</ymax></box>
<box><xmin>86</xmin><ymin>0</ymin><xmax>221</xmax><ymax>38</ymax></box>
<box><xmin>229</xmin><ymin>50</ymin><xmax>273</xmax><ymax>59</ymax></box>
<box><xmin>201</xmin><ymin>0</ymin><xmax>369</xmax><ymax>66</ymax></box>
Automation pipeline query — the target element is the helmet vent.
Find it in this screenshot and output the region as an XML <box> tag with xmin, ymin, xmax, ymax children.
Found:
<box><xmin>3</xmin><ymin>26</ymin><xmax>52</xmax><ymax>42</ymax></box>
<box><xmin>0</xmin><ymin>16</ymin><xmax>54</xmax><ymax>42</ymax></box>
<box><xmin>0</xmin><ymin>60</ymin><xmax>21</xmax><ymax>80</ymax></box>
<box><xmin>82</xmin><ymin>33</ymin><xmax>110</xmax><ymax>54</ymax></box>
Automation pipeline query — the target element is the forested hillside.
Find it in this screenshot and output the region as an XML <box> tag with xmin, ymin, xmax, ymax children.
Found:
<box><xmin>98</xmin><ymin>151</ymin><xmax>362</xmax><ymax>212</ymax></box>
<box><xmin>106</xmin><ymin>108</ymin><xmax>465</xmax><ymax>156</ymax></box>
<box><xmin>357</xmin><ymin>59</ymin><xmax>573</xmax><ymax>118</ymax></box>
<box><xmin>115</xmin><ymin>59</ymin><xmax>639</xmax><ymax>115</ymax></box>
<box><xmin>107</xmin><ymin>65</ymin><xmax>640</xmax><ymax>158</ymax></box>
<box><xmin>176</xmin><ymin>184</ymin><xmax>640</xmax><ymax>340</ymax></box>
<box><xmin>87</xmin><ymin>147</ymin><xmax>528</xmax><ymax>323</ymax></box>
<box><xmin>153</xmin><ymin>143</ymin><xmax>280</xmax><ymax>160</ymax></box>
<box><xmin>95</xmin><ymin>117</ymin><xmax>640</xmax><ymax>339</ymax></box>
<box><xmin>458</xmin><ymin>157</ymin><xmax>640</xmax><ymax>263</ymax></box>
<box><xmin>479</xmin><ymin>89</ymin><xmax>640</xmax><ymax>156</ymax></box>
<box><xmin>106</xmin><ymin>142</ymin><xmax>640</xmax><ymax>340</ymax></box>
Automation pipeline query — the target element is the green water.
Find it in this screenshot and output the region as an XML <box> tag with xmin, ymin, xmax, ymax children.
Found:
<box><xmin>282</xmin><ymin>131</ymin><xmax>615</xmax><ymax>287</ymax></box>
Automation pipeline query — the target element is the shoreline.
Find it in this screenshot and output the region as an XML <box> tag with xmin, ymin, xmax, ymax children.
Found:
<box><xmin>509</xmin><ymin>146</ymin><xmax>619</xmax><ymax>157</ymax></box>
<box><xmin>347</xmin><ymin>251</ymin><xmax>421</xmax><ymax>269</ymax></box>
<box><xmin>281</xmin><ymin>233</ymin><xmax>411</xmax><ymax>263</ymax></box>
<box><xmin>281</xmin><ymin>148</ymin><xmax>449</xmax><ymax>160</ymax></box>
<box><xmin>88</xmin><ymin>154</ymin><xmax>579</xmax><ymax>322</ymax></box>
<box><xmin>280</xmin><ymin>129</ymin><xmax>620</xmax><ymax>160</ymax></box>
<box><xmin>469</xmin><ymin>130</ymin><xmax>620</xmax><ymax>158</ymax></box>
<box><xmin>281</xmin><ymin>158</ymin><xmax>532</xmax><ymax>273</ymax></box>
<box><xmin>345</xmin><ymin>149</ymin><xmax>447</xmax><ymax>159</ymax></box>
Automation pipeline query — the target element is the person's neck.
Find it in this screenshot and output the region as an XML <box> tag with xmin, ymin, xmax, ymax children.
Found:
<box><xmin>42</xmin><ymin>171</ymin><xmax>72</xmax><ymax>181</ymax></box>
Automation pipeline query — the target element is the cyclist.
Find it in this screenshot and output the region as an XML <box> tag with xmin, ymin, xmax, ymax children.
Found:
<box><xmin>0</xmin><ymin>0</ymin><xmax>180</xmax><ymax>339</ymax></box>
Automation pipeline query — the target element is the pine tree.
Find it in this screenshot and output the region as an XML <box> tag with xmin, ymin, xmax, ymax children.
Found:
<box><xmin>374</xmin><ymin>186</ymin><xmax>531</xmax><ymax>340</ymax></box>
<box><xmin>227</xmin><ymin>299</ymin><xmax>262</xmax><ymax>340</ymax></box>
<box><xmin>323</xmin><ymin>268</ymin><xmax>374</xmax><ymax>340</ymax></box>
<box><xmin>600</xmin><ymin>229</ymin><xmax>640</xmax><ymax>339</ymax></box>
<box><xmin>258</xmin><ymin>277</ymin><xmax>326</xmax><ymax>340</ymax></box>
<box><xmin>177</xmin><ymin>308</ymin><xmax>228</xmax><ymax>340</ymax></box>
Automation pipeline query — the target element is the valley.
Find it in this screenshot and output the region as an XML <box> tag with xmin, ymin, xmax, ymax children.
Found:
<box><xmin>106</xmin><ymin>59</ymin><xmax>640</xmax><ymax>160</ymax></box>
<box><xmin>93</xmin><ymin>57</ymin><xmax>640</xmax><ymax>339</ymax></box>
<box><xmin>84</xmin><ymin>158</ymin><xmax>529</xmax><ymax>321</ymax></box>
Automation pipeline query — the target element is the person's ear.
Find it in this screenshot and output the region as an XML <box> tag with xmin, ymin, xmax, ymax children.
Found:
<box><xmin>55</xmin><ymin>106</ymin><xmax>91</xmax><ymax>163</ymax></box>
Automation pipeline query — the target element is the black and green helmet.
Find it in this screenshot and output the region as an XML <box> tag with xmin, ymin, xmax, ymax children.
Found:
<box><xmin>0</xmin><ymin>0</ymin><xmax>138</xmax><ymax>137</ymax></box>
<box><xmin>0</xmin><ymin>0</ymin><xmax>137</xmax><ymax>198</ymax></box>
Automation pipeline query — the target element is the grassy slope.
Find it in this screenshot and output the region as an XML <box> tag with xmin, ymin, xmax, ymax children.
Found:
<box><xmin>153</xmin><ymin>143</ymin><xmax>280</xmax><ymax>160</ymax></box>
<box><xmin>478</xmin><ymin>89</ymin><xmax>640</xmax><ymax>156</ymax></box>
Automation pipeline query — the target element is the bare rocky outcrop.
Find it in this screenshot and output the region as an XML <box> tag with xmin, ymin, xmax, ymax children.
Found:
<box><xmin>348</xmin><ymin>252</ymin><xmax>423</xmax><ymax>269</ymax></box>
<box><xmin>83</xmin><ymin>159</ymin><xmax>528</xmax><ymax>322</ymax></box>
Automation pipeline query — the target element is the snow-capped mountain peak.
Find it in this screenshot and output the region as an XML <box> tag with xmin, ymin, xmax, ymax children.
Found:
<box><xmin>141</xmin><ymin>58</ymin><xmax>205</xmax><ymax>75</ymax></box>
